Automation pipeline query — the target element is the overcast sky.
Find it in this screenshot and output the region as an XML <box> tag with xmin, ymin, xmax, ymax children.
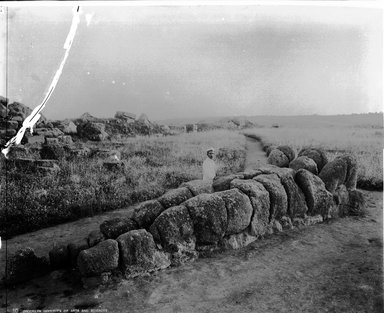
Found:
<box><xmin>1</xmin><ymin>3</ymin><xmax>382</xmax><ymax>120</ymax></box>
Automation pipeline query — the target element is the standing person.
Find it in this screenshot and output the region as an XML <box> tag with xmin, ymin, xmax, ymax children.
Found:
<box><xmin>203</xmin><ymin>147</ymin><xmax>216</xmax><ymax>182</ymax></box>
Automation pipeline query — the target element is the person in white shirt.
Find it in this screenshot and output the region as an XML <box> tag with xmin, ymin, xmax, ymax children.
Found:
<box><xmin>203</xmin><ymin>147</ymin><xmax>216</xmax><ymax>182</ymax></box>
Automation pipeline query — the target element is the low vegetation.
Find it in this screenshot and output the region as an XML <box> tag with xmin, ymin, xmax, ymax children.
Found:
<box><xmin>244</xmin><ymin>125</ymin><xmax>383</xmax><ymax>190</ymax></box>
<box><xmin>0</xmin><ymin>130</ymin><xmax>246</xmax><ymax>238</ymax></box>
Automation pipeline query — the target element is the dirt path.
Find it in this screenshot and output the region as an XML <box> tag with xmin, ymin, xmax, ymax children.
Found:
<box><xmin>244</xmin><ymin>135</ymin><xmax>268</xmax><ymax>170</ymax></box>
<box><xmin>3</xmin><ymin>191</ymin><xmax>382</xmax><ymax>313</ymax></box>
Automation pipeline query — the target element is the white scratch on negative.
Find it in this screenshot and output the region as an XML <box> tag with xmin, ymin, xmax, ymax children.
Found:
<box><xmin>2</xmin><ymin>6</ymin><xmax>82</xmax><ymax>158</ymax></box>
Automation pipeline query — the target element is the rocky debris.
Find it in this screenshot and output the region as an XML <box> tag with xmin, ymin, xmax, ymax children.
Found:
<box><xmin>216</xmin><ymin>189</ymin><xmax>253</xmax><ymax>235</ymax></box>
<box><xmin>69</xmin><ymin>146</ymin><xmax>91</xmax><ymax>158</ymax></box>
<box><xmin>280</xmin><ymin>174</ymin><xmax>308</xmax><ymax>218</ymax></box>
<box><xmin>100</xmin><ymin>217</ymin><xmax>138</xmax><ymax>239</ymax></box>
<box><xmin>212</xmin><ymin>173</ymin><xmax>245</xmax><ymax>192</ymax></box>
<box><xmin>158</xmin><ymin>187</ymin><xmax>193</xmax><ymax>209</ymax></box>
<box><xmin>115</xmin><ymin>111</ymin><xmax>136</xmax><ymax>122</ymax></box>
<box><xmin>221</xmin><ymin>232</ymin><xmax>257</xmax><ymax>250</ymax></box>
<box><xmin>137</xmin><ymin>113</ymin><xmax>152</xmax><ymax>127</ymax></box>
<box><xmin>267</xmin><ymin>149</ymin><xmax>290</xmax><ymax>167</ymax></box>
<box><xmin>93</xmin><ymin>149</ymin><xmax>121</xmax><ymax>160</ymax></box>
<box><xmin>40</xmin><ymin>141</ymin><xmax>70</xmax><ymax>160</ymax></box>
<box><xmin>289</xmin><ymin>156</ymin><xmax>318</xmax><ymax>175</ymax></box>
<box><xmin>87</xmin><ymin>230</ymin><xmax>106</xmax><ymax>247</ymax></box>
<box><xmin>132</xmin><ymin>200</ymin><xmax>166</xmax><ymax>229</ymax></box>
<box><xmin>336</xmin><ymin>155</ymin><xmax>358</xmax><ymax>190</ymax></box>
<box><xmin>332</xmin><ymin>184</ymin><xmax>350</xmax><ymax>217</ymax></box>
<box><xmin>180</xmin><ymin>179</ymin><xmax>214</xmax><ymax>196</ymax></box>
<box><xmin>319</xmin><ymin>157</ymin><xmax>348</xmax><ymax>193</ymax></box>
<box><xmin>5</xmin><ymin>248</ymin><xmax>50</xmax><ymax>285</ymax></box>
<box><xmin>347</xmin><ymin>189</ymin><xmax>366</xmax><ymax>216</ymax></box>
<box><xmin>82</xmin><ymin>272</ymin><xmax>111</xmax><ymax>289</ymax></box>
<box><xmin>77</xmin><ymin>122</ymin><xmax>108</xmax><ymax>141</ymax></box>
<box><xmin>6</xmin><ymin>146</ymin><xmax>31</xmax><ymax>159</ymax></box>
<box><xmin>295</xmin><ymin>169</ymin><xmax>333</xmax><ymax>217</ymax></box>
<box><xmin>34</xmin><ymin>128</ymin><xmax>64</xmax><ymax>138</ymax></box>
<box><xmin>184</xmin><ymin>193</ymin><xmax>227</xmax><ymax>246</ymax></box>
<box><xmin>272</xmin><ymin>220</ymin><xmax>283</xmax><ymax>233</ymax></box>
<box><xmin>230</xmin><ymin>179</ymin><xmax>270</xmax><ymax>237</ymax></box>
<box><xmin>53</xmin><ymin>119</ymin><xmax>77</xmax><ymax>134</ymax></box>
<box><xmin>149</xmin><ymin>205</ymin><xmax>197</xmax><ymax>264</ymax></box>
<box><xmin>117</xmin><ymin>229</ymin><xmax>171</xmax><ymax>277</ymax></box>
<box><xmin>49</xmin><ymin>244</ymin><xmax>70</xmax><ymax>269</ymax></box>
<box><xmin>80</xmin><ymin>112</ymin><xmax>97</xmax><ymax>121</ymax></box>
<box><xmin>280</xmin><ymin>216</ymin><xmax>293</xmax><ymax>230</ymax></box>
<box><xmin>254</xmin><ymin>174</ymin><xmax>288</xmax><ymax>220</ymax></box>
<box><xmin>68</xmin><ymin>239</ymin><xmax>89</xmax><ymax>267</ymax></box>
<box><xmin>276</xmin><ymin>145</ymin><xmax>296</xmax><ymax>162</ymax></box>
<box><xmin>298</xmin><ymin>148</ymin><xmax>328</xmax><ymax>172</ymax></box>
<box><xmin>77</xmin><ymin>240</ymin><xmax>119</xmax><ymax>277</ymax></box>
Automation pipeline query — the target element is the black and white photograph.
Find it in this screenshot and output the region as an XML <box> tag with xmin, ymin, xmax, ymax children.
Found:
<box><xmin>0</xmin><ymin>1</ymin><xmax>382</xmax><ymax>312</ymax></box>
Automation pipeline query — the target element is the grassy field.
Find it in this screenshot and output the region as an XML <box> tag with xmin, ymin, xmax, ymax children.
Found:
<box><xmin>244</xmin><ymin>124</ymin><xmax>383</xmax><ymax>190</ymax></box>
<box><xmin>0</xmin><ymin>129</ymin><xmax>246</xmax><ymax>238</ymax></box>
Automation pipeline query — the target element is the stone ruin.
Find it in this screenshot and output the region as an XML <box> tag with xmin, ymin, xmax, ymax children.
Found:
<box><xmin>0</xmin><ymin>100</ymin><xmax>164</xmax><ymax>172</ymax></box>
<box><xmin>3</xmin><ymin>148</ymin><xmax>365</xmax><ymax>288</ymax></box>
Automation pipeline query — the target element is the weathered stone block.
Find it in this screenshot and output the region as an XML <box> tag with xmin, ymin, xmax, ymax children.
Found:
<box><xmin>5</xmin><ymin>248</ymin><xmax>50</xmax><ymax>285</ymax></box>
<box><xmin>289</xmin><ymin>156</ymin><xmax>318</xmax><ymax>175</ymax></box>
<box><xmin>158</xmin><ymin>187</ymin><xmax>193</xmax><ymax>209</ymax></box>
<box><xmin>68</xmin><ymin>239</ymin><xmax>89</xmax><ymax>267</ymax></box>
<box><xmin>180</xmin><ymin>179</ymin><xmax>214</xmax><ymax>196</ymax></box>
<box><xmin>267</xmin><ymin>149</ymin><xmax>290</xmax><ymax>167</ymax></box>
<box><xmin>184</xmin><ymin>193</ymin><xmax>227</xmax><ymax>245</ymax></box>
<box><xmin>77</xmin><ymin>239</ymin><xmax>119</xmax><ymax>277</ymax></box>
<box><xmin>254</xmin><ymin>174</ymin><xmax>288</xmax><ymax>220</ymax></box>
<box><xmin>132</xmin><ymin>200</ymin><xmax>166</xmax><ymax>229</ymax></box>
<box><xmin>100</xmin><ymin>217</ymin><xmax>138</xmax><ymax>239</ymax></box>
<box><xmin>298</xmin><ymin>148</ymin><xmax>328</xmax><ymax>172</ymax></box>
<box><xmin>117</xmin><ymin>229</ymin><xmax>170</xmax><ymax>276</ymax></box>
<box><xmin>295</xmin><ymin>169</ymin><xmax>333</xmax><ymax>217</ymax></box>
<box><xmin>216</xmin><ymin>189</ymin><xmax>253</xmax><ymax>235</ymax></box>
<box><xmin>212</xmin><ymin>174</ymin><xmax>244</xmax><ymax>192</ymax></box>
<box><xmin>230</xmin><ymin>179</ymin><xmax>270</xmax><ymax>237</ymax></box>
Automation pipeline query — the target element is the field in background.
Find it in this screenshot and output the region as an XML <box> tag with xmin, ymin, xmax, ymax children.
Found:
<box><xmin>244</xmin><ymin>121</ymin><xmax>383</xmax><ymax>189</ymax></box>
<box><xmin>1</xmin><ymin>130</ymin><xmax>246</xmax><ymax>238</ymax></box>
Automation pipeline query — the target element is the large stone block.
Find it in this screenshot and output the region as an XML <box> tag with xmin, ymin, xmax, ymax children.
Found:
<box><xmin>117</xmin><ymin>229</ymin><xmax>171</xmax><ymax>276</ymax></box>
<box><xmin>319</xmin><ymin>157</ymin><xmax>348</xmax><ymax>193</ymax></box>
<box><xmin>132</xmin><ymin>200</ymin><xmax>165</xmax><ymax>229</ymax></box>
<box><xmin>77</xmin><ymin>239</ymin><xmax>119</xmax><ymax>277</ymax></box>
<box><xmin>149</xmin><ymin>205</ymin><xmax>196</xmax><ymax>265</ymax></box>
<box><xmin>336</xmin><ymin>154</ymin><xmax>358</xmax><ymax>190</ymax></box>
<box><xmin>289</xmin><ymin>156</ymin><xmax>318</xmax><ymax>175</ymax></box>
<box><xmin>295</xmin><ymin>169</ymin><xmax>334</xmax><ymax>217</ymax></box>
<box><xmin>184</xmin><ymin>193</ymin><xmax>227</xmax><ymax>245</ymax></box>
<box><xmin>5</xmin><ymin>248</ymin><xmax>50</xmax><ymax>285</ymax></box>
<box><xmin>257</xmin><ymin>165</ymin><xmax>295</xmax><ymax>179</ymax></box>
<box><xmin>158</xmin><ymin>187</ymin><xmax>193</xmax><ymax>209</ymax></box>
<box><xmin>267</xmin><ymin>149</ymin><xmax>289</xmax><ymax>168</ymax></box>
<box><xmin>230</xmin><ymin>179</ymin><xmax>270</xmax><ymax>237</ymax></box>
<box><xmin>276</xmin><ymin>145</ymin><xmax>296</xmax><ymax>162</ymax></box>
<box><xmin>100</xmin><ymin>217</ymin><xmax>138</xmax><ymax>239</ymax></box>
<box><xmin>298</xmin><ymin>148</ymin><xmax>328</xmax><ymax>172</ymax></box>
<box><xmin>280</xmin><ymin>175</ymin><xmax>308</xmax><ymax>218</ymax></box>
<box><xmin>180</xmin><ymin>179</ymin><xmax>214</xmax><ymax>196</ymax></box>
<box><xmin>254</xmin><ymin>174</ymin><xmax>288</xmax><ymax>220</ymax></box>
<box><xmin>212</xmin><ymin>174</ymin><xmax>244</xmax><ymax>192</ymax></box>
<box><xmin>216</xmin><ymin>189</ymin><xmax>253</xmax><ymax>235</ymax></box>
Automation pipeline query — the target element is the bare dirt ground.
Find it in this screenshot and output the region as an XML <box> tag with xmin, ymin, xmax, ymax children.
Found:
<box><xmin>1</xmin><ymin>137</ymin><xmax>383</xmax><ymax>313</ymax></box>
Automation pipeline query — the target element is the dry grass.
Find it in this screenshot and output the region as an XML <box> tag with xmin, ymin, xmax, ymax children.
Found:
<box><xmin>0</xmin><ymin>129</ymin><xmax>246</xmax><ymax>237</ymax></box>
